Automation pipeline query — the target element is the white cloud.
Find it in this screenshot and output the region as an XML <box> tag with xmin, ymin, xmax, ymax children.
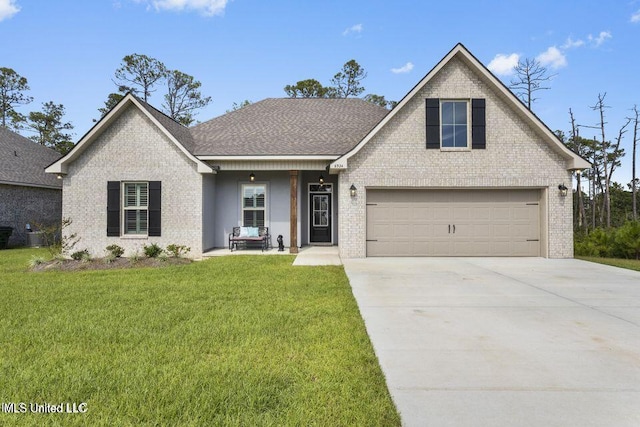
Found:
<box><xmin>631</xmin><ymin>10</ymin><xmax>640</xmax><ymax>23</ymax></box>
<box><xmin>536</xmin><ymin>46</ymin><xmax>567</xmax><ymax>69</ymax></box>
<box><xmin>390</xmin><ymin>62</ymin><xmax>414</xmax><ymax>74</ymax></box>
<box><xmin>487</xmin><ymin>53</ymin><xmax>519</xmax><ymax>76</ymax></box>
<box><xmin>342</xmin><ymin>23</ymin><xmax>363</xmax><ymax>36</ymax></box>
<box><xmin>588</xmin><ymin>30</ymin><xmax>612</xmax><ymax>47</ymax></box>
<box><xmin>561</xmin><ymin>37</ymin><xmax>585</xmax><ymax>49</ymax></box>
<box><xmin>0</xmin><ymin>0</ymin><xmax>19</xmax><ymax>21</ymax></box>
<box><xmin>138</xmin><ymin>0</ymin><xmax>229</xmax><ymax>16</ymax></box>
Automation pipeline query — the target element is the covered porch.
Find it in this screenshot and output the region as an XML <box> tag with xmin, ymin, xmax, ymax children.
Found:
<box><xmin>201</xmin><ymin>164</ymin><xmax>339</xmax><ymax>254</ymax></box>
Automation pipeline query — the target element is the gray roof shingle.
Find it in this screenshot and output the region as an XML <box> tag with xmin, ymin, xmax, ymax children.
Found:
<box><xmin>0</xmin><ymin>127</ymin><xmax>62</xmax><ymax>188</ymax></box>
<box><xmin>190</xmin><ymin>98</ymin><xmax>389</xmax><ymax>156</ymax></box>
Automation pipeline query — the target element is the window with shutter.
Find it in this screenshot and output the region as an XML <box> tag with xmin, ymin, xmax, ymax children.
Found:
<box><xmin>426</xmin><ymin>98</ymin><xmax>486</xmax><ymax>150</ymax></box>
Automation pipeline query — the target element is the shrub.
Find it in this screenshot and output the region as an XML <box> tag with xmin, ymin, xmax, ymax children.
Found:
<box><xmin>574</xmin><ymin>228</ymin><xmax>614</xmax><ymax>257</ymax></box>
<box><xmin>143</xmin><ymin>243</ymin><xmax>163</xmax><ymax>258</ymax></box>
<box><xmin>614</xmin><ymin>221</ymin><xmax>640</xmax><ymax>259</ymax></box>
<box><xmin>129</xmin><ymin>251</ymin><xmax>141</xmax><ymax>264</ymax></box>
<box><xmin>36</xmin><ymin>218</ymin><xmax>80</xmax><ymax>257</ymax></box>
<box><xmin>104</xmin><ymin>253</ymin><xmax>116</xmax><ymax>264</ymax></box>
<box><xmin>105</xmin><ymin>244</ymin><xmax>125</xmax><ymax>258</ymax></box>
<box><xmin>166</xmin><ymin>244</ymin><xmax>191</xmax><ymax>258</ymax></box>
<box><xmin>28</xmin><ymin>256</ymin><xmax>46</xmax><ymax>268</ymax></box>
<box><xmin>71</xmin><ymin>249</ymin><xmax>90</xmax><ymax>261</ymax></box>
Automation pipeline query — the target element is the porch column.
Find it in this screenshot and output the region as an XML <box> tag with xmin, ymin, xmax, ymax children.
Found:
<box><xmin>289</xmin><ymin>170</ymin><xmax>299</xmax><ymax>254</ymax></box>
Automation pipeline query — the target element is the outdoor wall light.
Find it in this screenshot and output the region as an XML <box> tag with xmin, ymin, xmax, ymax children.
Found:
<box><xmin>249</xmin><ymin>173</ymin><xmax>255</xmax><ymax>182</ymax></box>
<box><xmin>350</xmin><ymin>184</ymin><xmax>357</xmax><ymax>197</ymax></box>
<box><xmin>558</xmin><ymin>183</ymin><xmax>568</xmax><ymax>197</ymax></box>
<box><xmin>56</xmin><ymin>174</ymin><xmax>65</xmax><ymax>180</ymax></box>
<box><xmin>319</xmin><ymin>174</ymin><xmax>325</xmax><ymax>185</ymax></box>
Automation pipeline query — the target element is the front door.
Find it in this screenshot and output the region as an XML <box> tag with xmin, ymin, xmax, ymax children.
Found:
<box><xmin>310</xmin><ymin>192</ymin><xmax>332</xmax><ymax>243</ymax></box>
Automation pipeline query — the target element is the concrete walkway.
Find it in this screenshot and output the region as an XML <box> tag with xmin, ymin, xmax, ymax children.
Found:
<box><xmin>343</xmin><ymin>257</ymin><xmax>640</xmax><ymax>427</ymax></box>
<box><xmin>292</xmin><ymin>246</ymin><xmax>341</xmax><ymax>266</ymax></box>
<box><xmin>203</xmin><ymin>245</ymin><xmax>341</xmax><ymax>266</ymax></box>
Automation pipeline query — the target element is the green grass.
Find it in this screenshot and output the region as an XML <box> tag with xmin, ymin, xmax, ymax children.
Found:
<box><xmin>577</xmin><ymin>255</ymin><xmax>640</xmax><ymax>272</ymax></box>
<box><xmin>0</xmin><ymin>248</ymin><xmax>399</xmax><ymax>426</ymax></box>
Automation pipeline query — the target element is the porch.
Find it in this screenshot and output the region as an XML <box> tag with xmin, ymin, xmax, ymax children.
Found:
<box><xmin>202</xmin><ymin>168</ymin><xmax>339</xmax><ymax>254</ymax></box>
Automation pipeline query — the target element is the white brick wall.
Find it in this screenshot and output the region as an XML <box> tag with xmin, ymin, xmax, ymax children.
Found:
<box><xmin>62</xmin><ymin>105</ymin><xmax>203</xmax><ymax>257</ymax></box>
<box><xmin>338</xmin><ymin>57</ymin><xmax>573</xmax><ymax>259</ymax></box>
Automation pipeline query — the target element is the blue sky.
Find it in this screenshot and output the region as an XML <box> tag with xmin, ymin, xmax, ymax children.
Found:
<box><xmin>1</xmin><ymin>0</ymin><xmax>639</xmax><ymax>183</ymax></box>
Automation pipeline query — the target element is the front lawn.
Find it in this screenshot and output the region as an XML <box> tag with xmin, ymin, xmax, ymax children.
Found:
<box><xmin>577</xmin><ymin>255</ymin><xmax>640</xmax><ymax>272</ymax></box>
<box><xmin>0</xmin><ymin>248</ymin><xmax>399</xmax><ymax>426</ymax></box>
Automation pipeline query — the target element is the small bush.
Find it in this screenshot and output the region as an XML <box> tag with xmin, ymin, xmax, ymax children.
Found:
<box><xmin>104</xmin><ymin>253</ymin><xmax>116</xmax><ymax>264</ymax></box>
<box><xmin>143</xmin><ymin>243</ymin><xmax>163</xmax><ymax>258</ymax></box>
<box><xmin>129</xmin><ymin>251</ymin><xmax>141</xmax><ymax>264</ymax></box>
<box><xmin>105</xmin><ymin>244</ymin><xmax>125</xmax><ymax>258</ymax></box>
<box><xmin>166</xmin><ymin>244</ymin><xmax>191</xmax><ymax>258</ymax></box>
<box><xmin>71</xmin><ymin>249</ymin><xmax>90</xmax><ymax>261</ymax></box>
<box><xmin>29</xmin><ymin>256</ymin><xmax>46</xmax><ymax>268</ymax></box>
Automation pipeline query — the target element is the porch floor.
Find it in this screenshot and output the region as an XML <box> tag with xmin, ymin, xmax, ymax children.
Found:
<box><xmin>202</xmin><ymin>246</ymin><xmax>341</xmax><ymax>266</ymax></box>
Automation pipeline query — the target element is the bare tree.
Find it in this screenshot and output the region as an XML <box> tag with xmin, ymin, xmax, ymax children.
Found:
<box><xmin>568</xmin><ymin>109</ymin><xmax>587</xmax><ymax>231</ymax></box>
<box><xmin>631</xmin><ymin>106</ymin><xmax>639</xmax><ymax>220</ymax></box>
<box><xmin>509</xmin><ymin>58</ymin><xmax>555</xmax><ymax>110</ymax></box>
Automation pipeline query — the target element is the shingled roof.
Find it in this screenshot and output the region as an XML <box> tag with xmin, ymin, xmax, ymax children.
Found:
<box><xmin>190</xmin><ymin>98</ymin><xmax>389</xmax><ymax>156</ymax></box>
<box><xmin>0</xmin><ymin>127</ymin><xmax>62</xmax><ymax>189</ymax></box>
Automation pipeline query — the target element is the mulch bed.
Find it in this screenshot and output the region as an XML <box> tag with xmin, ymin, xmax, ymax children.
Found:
<box><xmin>31</xmin><ymin>256</ymin><xmax>192</xmax><ymax>272</ymax></box>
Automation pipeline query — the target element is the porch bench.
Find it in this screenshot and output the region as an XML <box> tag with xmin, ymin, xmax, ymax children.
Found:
<box><xmin>228</xmin><ymin>226</ymin><xmax>270</xmax><ymax>252</ymax></box>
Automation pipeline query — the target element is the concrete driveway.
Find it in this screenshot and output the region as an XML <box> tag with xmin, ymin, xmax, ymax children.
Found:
<box><xmin>343</xmin><ymin>258</ymin><xmax>640</xmax><ymax>427</ymax></box>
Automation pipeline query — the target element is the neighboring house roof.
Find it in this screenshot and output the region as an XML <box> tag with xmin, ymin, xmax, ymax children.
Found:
<box><xmin>331</xmin><ymin>43</ymin><xmax>591</xmax><ymax>172</ymax></box>
<box><xmin>190</xmin><ymin>98</ymin><xmax>389</xmax><ymax>157</ymax></box>
<box><xmin>0</xmin><ymin>126</ymin><xmax>62</xmax><ymax>189</ymax></box>
<box><xmin>46</xmin><ymin>93</ymin><xmax>214</xmax><ymax>175</ymax></box>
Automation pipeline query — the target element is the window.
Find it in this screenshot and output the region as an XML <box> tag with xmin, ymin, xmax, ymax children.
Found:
<box><xmin>123</xmin><ymin>182</ymin><xmax>148</xmax><ymax>234</ymax></box>
<box><xmin>107</xmin><ymin>181</ymin><xmax>160</xmax><ymax>237</ymax></box>
<box><xmin>441</xmin><ymin>101</ymin><xmax>468</xmax><ymax>148</ymax></box>
<box><xmin>242</xmin><ymin>184</ymin><xmax>266</xmax><ymax>227</ymax></box>
<box><xmin>426</xmin><ymin>98</ymin><xmax>485</xmax><ymax>150</ymax></box>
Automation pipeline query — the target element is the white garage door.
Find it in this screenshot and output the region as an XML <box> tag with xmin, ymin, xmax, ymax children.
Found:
<box><xmin>366</xmin><ymin>190</ymin><xmax>540</xmax><ymax>257</ymax></box>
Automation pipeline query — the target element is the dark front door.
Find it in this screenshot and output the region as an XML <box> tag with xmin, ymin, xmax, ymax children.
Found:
<box><xmin>310</xmin><ymin>193</ymin><xmax>331</xmax><ymax>243</ymax></box>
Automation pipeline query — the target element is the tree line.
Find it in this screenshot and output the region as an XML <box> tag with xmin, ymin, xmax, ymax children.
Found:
<box><xmin>0</xmin><ymin>54</ymin><xmax>213</xmax><ymax>154</ymax></box>
<box><xmin>2</xmin><ymin>55</ymin><xmax>397</xmax><ymax>155</ymax></box>
<box><xmin>282</xmin><ymin>59</ymin><xmax>397</xmax><ymax>109</ymax></box>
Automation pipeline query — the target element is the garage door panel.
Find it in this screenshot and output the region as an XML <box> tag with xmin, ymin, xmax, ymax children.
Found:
<box><xmin>432</xmin><ymin>207</ymin><xmax>451</xmax><ymax>220</ymax></box>
<box><xmin>367</xmin><ymin>190</ymin><xmax>540</xmax><ymax>257</ymax></box>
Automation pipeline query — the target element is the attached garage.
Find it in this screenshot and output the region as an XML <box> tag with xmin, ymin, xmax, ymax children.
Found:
<box><xmin>366</xmin><ymin>189</ymin><xmax>541</xmax><ymax>257</ymax></box>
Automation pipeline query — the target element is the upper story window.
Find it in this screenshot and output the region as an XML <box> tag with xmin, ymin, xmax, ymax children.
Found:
<box><xmin>426</xmin><ymin>98</ymin><xmax>485</xmax><ymax>150</ymax></box>
<box><xmin>441</xmin><ymin>101</ymin><xmax>469</xmax><ymax>148</ymax></box>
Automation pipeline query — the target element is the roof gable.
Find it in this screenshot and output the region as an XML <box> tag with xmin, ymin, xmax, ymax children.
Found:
<box><xmin>330</xmin><ymin>43</ymin><xmax>590</xmax><ymax>172</ymax></box>
<box><xmin>0</xmin><ymin>126</ymin><xmax>61</xmax><ymax>189</ymax></box>
<box><xmin>45</xmin><ymin>94</ymin><xmax>213</xmax><ymax>175</ymax></box>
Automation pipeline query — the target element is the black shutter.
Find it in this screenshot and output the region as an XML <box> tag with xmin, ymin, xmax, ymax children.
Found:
<box><xmin>148</xmin><ymin>181</ymin><xmax>161</xmax><ymax>237</ymax></box>
<box><xmin>471</xmin><ymin>98</ymin><xmax>486</xmax><ymax>149</ymax></box>
<box><xmin>426</xmin><ymin>98</ymin><xmax>440</xmax><ymax>149</ymax></box>
<box><xmin>107</xmin><ymin>181</ymin><xmax>120</xmax><ymax>236</ymax></box>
